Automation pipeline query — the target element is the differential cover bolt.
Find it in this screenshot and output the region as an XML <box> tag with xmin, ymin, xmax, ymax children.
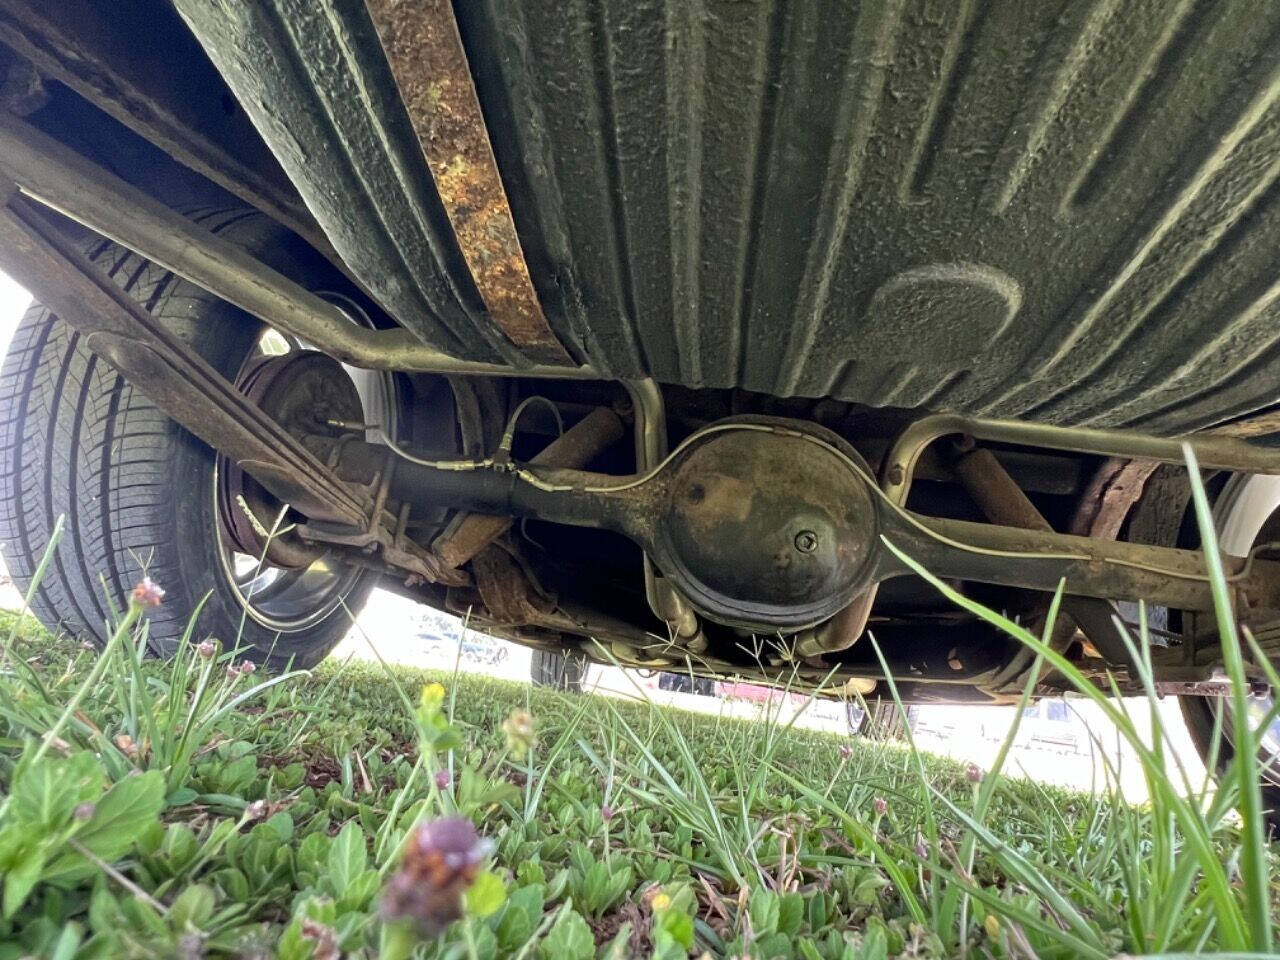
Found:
<box><xmin>794</xmin><ymin>530</ymin><xmax>819</xmax><ymax>553</ymax></box>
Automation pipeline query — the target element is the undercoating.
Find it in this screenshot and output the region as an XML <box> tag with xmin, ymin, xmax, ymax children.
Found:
<box><xmin>186</xmin><ymin>0</ymin><xmax>1280</xmax><ymax>433</ymax></box>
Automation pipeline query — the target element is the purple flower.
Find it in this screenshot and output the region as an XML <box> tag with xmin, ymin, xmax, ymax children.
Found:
<box><xmin>434</xmin><ymin>769</ymin><xmax>451</xmax><ymax>791</ymax></box>
<box><xmin>382</xmin><ymin>816</ymin><xmax>494</xmax><ymax>935</ymax></box>
<box><xmin>74</xmin><ymin>802</ymin><xmax>96</xmax><ymax>821</ymax></box>
<box><xmin>196</xmin><ymin>640</ymin><xmax>217</xmax><ymax>659</ymax></box>
<box><xmin>966</xmin><ymin>763</ymin><xmax>984</xmax><ymax>784</ymax></box>
<box><xmin>601</xmin><ymin>804</ymin><xmax>616</xmax><ymax>823</ymax></box>
<box><xmin>914</xmin><ymin>833</ymin><xmax>928</xmax><ymax>859</ymax></box>
<box><xmin>412</xmin><ymin>817</ymin><xmax>493</xmax><ymax>870</ymax></box>
<box><xmin>131</xmin><ymin>576</ymin><xmax>165</xmax><ymax>608</ymax></box>
<box><xmin>839</xmin><ymin>743</ymin><xmax>853</xmax><ymax>760</ymax></box>
<box><xmin>873</xmin><ymin>796</ymin><xmax>888</xmax><ymax>816</ymax></box>
<box><xmin>240</xmin><ymin>660</ymin><xmax>257</xmax><ymax>675</ymax></box>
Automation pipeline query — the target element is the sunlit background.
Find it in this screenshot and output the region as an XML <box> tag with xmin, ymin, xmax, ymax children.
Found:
<box><xmin>0</xmin><ymin>272</ymin><xmax>1204</xmax><ymax>800</ymax></box>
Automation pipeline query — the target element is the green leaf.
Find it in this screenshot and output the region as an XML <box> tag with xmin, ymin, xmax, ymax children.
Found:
<box><xmin>278</xmin><ymin>899</ymin><xmax>338</xmax><ymax>960</ymax></box>
<box><xmin>336</xmin><ymin>868</ymin><xmax>380</xmax><ymax>913</ymax></box>
<box><xmin>160</xmin><ymin>823</ymin><xmax>198</xmax><ymax>866</ymax></box>
<box><xmin>11</xmin><ymin>752</ymin><xmax>102</xmax><ymax>830</ymax></box>
<box><xmin>214</xmin><ymin>754</ymin><xmax>258</xmax><ymax>795</ymax></box>
<box><xmin>578</xmin><ymin>860</ymin><xmax>609</xmax><ymax>914</ymax></box>
<box><xmin>119</xmin><ymin>888</ymin><xmax>166</xmax><ymax>936</ymax></box>
<box><xmin>852</xmin><ymin>870</ymin><xmax>889</xmax><ymax>907</ymax></box>
<box><xmin>754</xmin><ymin>931</ymin><xmax>792</xmax><ymax>959</ymax></box>
<box><xmin>0</xmin><ymin>823</ymin><xmax>28</xmax><ymax>867</ymax></box>
<box><xmin>278</xmin><ymin>763</ymin><xmax>306</xmax><ymax>789</ymax></box>
<box><xmin>165</xmin><ymin>787</ymin><xmax>198</xmax><ymax>807</ymax></box>
<box><xmin>855</xmin><ymin>924</ymin><xmax>887</xmax><ymax>960</ymax></box>
<box><xmin>470</xmin><ymin>920</ymin><xmax>499</xmax><ymax>960</ymax></box>
<box><xmin>88</xmin><ymin>881</ymin><xmax>124</xmax><ymax>932</ymax></box>
<box><xmin>297</xmin><ymin>831</ymin><xmax>329</xmax><ymax>877</ymax></box>
<box><xmin>496</xmin><ymin>884</ymin><xmax>543</xmax><ymax>950</ymax></box>
<box><xmin>2</xmin><ymin>842</ymin><xmax>46</xmax><ymax>917</ymax></box>
<box><xmin>464</xmin><ymin>869</ymin><xmax>506</xmax><ymax>919</ymax></box>
<box><xmin>71</xmin><ymin>771</ymin><xmax>165</xmax><ymax>862</ymax></box>
<box><xmin>807</xmin><ymin>892</ymin><xmax>827</xmax><ymax>932</ymax></box>
<box><xmin>46</xmin><ymin>921</ymin><xmax>83</xmax><ymax>960</ymax></box>
<box><xmin>605</xmin><ymin>865</ymin><xmax>633</xmax><ymax>911</ymax></box>
<box><xmin>456</xmin><ymin>766</ymin><xmax>519</xmax><ymax>814</ymax></box>
<box><xmin>778</xmin><ymin>892</ymin><xmax>804</xmax><ymax>936</ymax></box>
<box><xmin>545</xmin><ymin>867</ymin><xmax>571</xmax><ymax>902</ymax></box>
<box><xmin>264</xmin><ymin>811</ymin><xmax>294</xmax><ymax>842</ymax></box>
<box><xmin>515</xmin><ymin>861</ymin><xmax>545</xmax><ymax>887</ymax></box>
<box><xmin>654</xmin><ymin>909</ymin><xmax>694</xmax><ymax>953</ymax></box>
<box><xmin>169</xmin><ymin>883</ymin><xmax>215</xmax><ymax>931</ymax></box>
<box><xmin>136</xmin><ymin>818</ymin><xmax>165</xmax><ymax>856</ymax></box>
<box><xmin>750</xmin><ymin>889</ymin><xmax>780</xmax><ymax>937</ymax></box>
<box><xmin>221</xmin><ymin>740</ymin><xmax>255</xmax><ymax>760</ymax></box>
<box><xmin>213</xmin><ymin>867</ymin><xmax>249</xmax><ymax>901</ymax></box>
<box><xmin>537</xmin><ymin>906</ymin><xmax>594</xmax><ymax>960</ymax></box>
<box><xmin>327</xmin><ymin>821</ymin><xmax>367</xmax><ymax>893</ymax></box>
<box><xmin>568</xmin><ymin>843</ymin><xmax>594</xmax><ymax>879</ymax></box>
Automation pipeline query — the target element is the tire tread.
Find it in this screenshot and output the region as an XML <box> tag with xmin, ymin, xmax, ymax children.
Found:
<box><xmin>0</xmin><ymin>211</ymin><xmax>369</xmax><ymax>663</ymax></box>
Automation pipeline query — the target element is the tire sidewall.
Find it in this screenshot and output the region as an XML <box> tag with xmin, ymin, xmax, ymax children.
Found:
<box><xmin>151</xmin><ymin>219</ymin><xmax>377</xmax><ymax>666</ymax></box>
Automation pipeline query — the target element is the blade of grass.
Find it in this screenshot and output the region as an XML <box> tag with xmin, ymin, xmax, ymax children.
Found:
<box><xmin>880</xmin><ymin>535</ymin><xmax>1253</xmax><ymax>951</ymax></box>
<box><xmin>1183</xmin><ymin>443</ymin><xmax>1272</xmax><ymax>952</ymax></box>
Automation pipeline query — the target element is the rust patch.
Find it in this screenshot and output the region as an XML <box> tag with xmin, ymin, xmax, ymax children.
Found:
<box><xmin>1211</xmin><ymin>411</ymin><xmax>1280</xmax><ymax>438</ymax></box>
<box><xmin>472</xmin><ymin>546</ymin><xmax>552</xmax><ymax>625</ymax></box>
<box><xmin>1070</xmin><ymin>457</ymin><xmax>1159</xmax><ymax>540</ymax></box>
<box><xmin>366</xmin><ymin>0</ymin><xmax>572</xmax><ymax>364</ymax></box>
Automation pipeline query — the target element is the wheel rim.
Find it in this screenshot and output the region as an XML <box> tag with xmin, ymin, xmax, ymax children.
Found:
<box><xmin>211</xmin><ymin>534</ymin><xmax>359</xmax><ymax>632</ymax></box>
<box><xmin>212</xmin><ymin>300</ymin><xmax>396</xmax><ymax>633</ymax></box>
<box><xmin>1210</xmin><ymin>474</ymin><xmax>1280</xmax><ymax>783</ymax></box>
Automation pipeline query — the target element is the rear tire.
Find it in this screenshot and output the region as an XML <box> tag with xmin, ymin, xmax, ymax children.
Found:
<box><xmin>1129</xmin><ymin>466</ymin><xmax>1280</xmax><ymax>829</ymax></box>
<box><xmin>531</xmin><ymin>648</ymin><xmax>587</xmax><ymax>692</ymax></box>
<box><xmin>852</xmin><ymin>700</ymin><xmax>916</xmax><ymax>740</ymax></box>
<box><xmin>0</xmin><ymin>211</ymin><xmax>374</xmax><ymax>667</ymax></box>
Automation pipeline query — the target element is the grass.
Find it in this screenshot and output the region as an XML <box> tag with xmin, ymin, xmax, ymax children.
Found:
<box><xmin>0</xmin><ymin>612</ymin><xmax>1274</xmax><ymax>959</ymax></box>
<box><xmin>0</xmin><ymin>462</ymin><xmax>1276</xmax><ymax>957</ymax></box>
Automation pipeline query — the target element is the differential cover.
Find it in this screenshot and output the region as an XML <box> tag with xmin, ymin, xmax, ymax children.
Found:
<box><xmin>650</xmin><ymin>422</ymin><xmax>878</xmax><ymax>631</ymax></box>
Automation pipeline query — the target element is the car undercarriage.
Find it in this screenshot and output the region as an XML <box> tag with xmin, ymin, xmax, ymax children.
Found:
<box><xmin>0</xmin><ymin>0</ymin><xmax>1278</xmax><ymax>752</ymax></box>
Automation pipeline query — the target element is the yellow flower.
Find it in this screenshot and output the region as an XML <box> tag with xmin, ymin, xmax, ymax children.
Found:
<box><xmin>501</xmin><ymin>709</ymin><xmax>536</xmax><ymax>758</ymax></box>
<box><xmin>421</xmin><ymin>683</ymin><xmax>446</xmax><ymax>713</ymax></box>
<box><xmin>984</xmin><ymin>913</ymin><xmax>1001</xmax><ymax>939</ymax></box>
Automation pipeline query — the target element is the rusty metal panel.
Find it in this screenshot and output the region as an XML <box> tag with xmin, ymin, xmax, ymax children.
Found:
<box><xmin>171</xmin><ymin>0</ymin><xmax>573</xmax><ymax>366</ymax></box>
<box><xmin>454</xmin><ymin>0</ymin><xmax>1280</xmax><ymax>432</ymax></box>
<box><xmin>365</xmin><ymin>0</ymin><xmax>572</xmax><ymax>364</ymax></box>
